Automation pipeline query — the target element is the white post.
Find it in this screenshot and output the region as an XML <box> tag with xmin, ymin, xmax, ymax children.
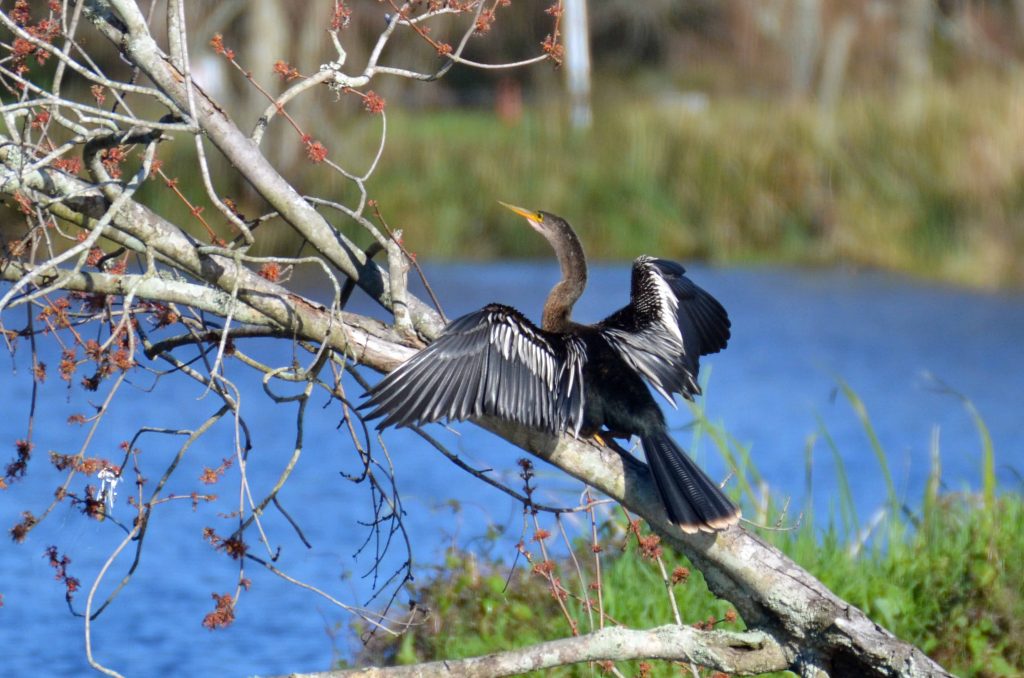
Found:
<box><xmin>563</xmin><ymin>0</ymin><xmax>592</xmax><ymax>130</ymax></box>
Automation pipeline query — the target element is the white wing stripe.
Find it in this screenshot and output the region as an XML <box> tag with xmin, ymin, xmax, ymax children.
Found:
<box><xmin>649</xmin><ymin>264</ymin><xmax>684</xmax><ymax>347</ymax></box>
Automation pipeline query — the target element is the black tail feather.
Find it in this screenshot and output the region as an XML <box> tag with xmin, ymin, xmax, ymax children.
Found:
<box><xmin>640</xmin><ymin>431</ymin><xmax>740</xmax><ymax>533</ymax></box>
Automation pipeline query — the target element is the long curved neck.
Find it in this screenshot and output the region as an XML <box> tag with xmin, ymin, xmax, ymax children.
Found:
<box><xmin>541</xmin><ymin>220</ymin><xmax>587</xmax><ymax>332</ymax></box>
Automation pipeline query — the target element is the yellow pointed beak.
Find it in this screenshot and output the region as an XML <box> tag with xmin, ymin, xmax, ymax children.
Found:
<box><xmin>498</xmin><ymin>201</ymin><xmax>542</xmax><ymax>224</ymax></box>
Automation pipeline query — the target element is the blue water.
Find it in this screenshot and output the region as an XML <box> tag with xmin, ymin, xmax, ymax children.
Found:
<box><xmin>2</xmin><ymin>263</ymin><xmax>1022</xmax><ymax>677</ymax></box>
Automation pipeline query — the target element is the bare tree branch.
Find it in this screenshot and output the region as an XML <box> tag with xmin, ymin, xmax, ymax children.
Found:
<box><xmin>288</xmin><ymin>625</ymin><xmax>790</xmax><ymax>678</ymax></box>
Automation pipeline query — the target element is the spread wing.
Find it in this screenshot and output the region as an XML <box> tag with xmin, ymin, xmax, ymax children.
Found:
<box><xmin>361</xmin><ymin>303</ymin><xmax>587</xmax><ymax>434</ymax></box>
<box><xmin>599</xmin><ymin>256</ymin><xmax>730</xmax><ymax>403</ymax></box>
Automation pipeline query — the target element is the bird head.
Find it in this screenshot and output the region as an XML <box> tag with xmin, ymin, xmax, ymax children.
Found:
<box><xmin>498</xmin><ymin>201</ymin><xmax>566</xmax><ymax>238</ymax></box>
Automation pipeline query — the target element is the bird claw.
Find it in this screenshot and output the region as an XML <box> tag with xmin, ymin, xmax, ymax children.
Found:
<box><xmin>590</xmin><ymin>431</ymin><xmax>647</xmax><ymax>471</ymax></box>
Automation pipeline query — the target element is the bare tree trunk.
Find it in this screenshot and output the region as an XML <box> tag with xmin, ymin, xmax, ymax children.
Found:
<box><xmin>245</xmin><ymin>0</ymin><xmax>290</xmax><ymax>162</ymax></box>
<box><xmin>563</xmin><ymin>0</ymin><xmax>592</xmax><ymax>129</ymax></box>
<box><xmin>898</xmin><ymin>0</ymin><xmax>934</xmax><ymax>87</ymax></box>
<box><xmin>788</xmin><ymin>0</ymin><xmax>821</xmax><ymax>98</ymax></box>
<box><xmin>818</xmin><ymin>15</ymin><xmax>858</xmax><ymax>118</ymax></box>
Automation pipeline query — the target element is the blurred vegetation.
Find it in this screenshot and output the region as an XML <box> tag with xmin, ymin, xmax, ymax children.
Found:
<box><xmin>140</xmin><ymin>70</ymin><xmax>1024</xmax><ymax>289</ymax></box>
<box><xmin>7</xmin><ymin>1</ymin><xmax>1024</xmax><ymax>287</ymax></box>
<box><xmin>354</xmin><ymin>71</ymin><xmax>1024</xmax><ymax>289</ymax></box>
<box><xmin>348</xmin><ymin>389</ymin><xmax>1023</xmax><ymax>677</ymax></box>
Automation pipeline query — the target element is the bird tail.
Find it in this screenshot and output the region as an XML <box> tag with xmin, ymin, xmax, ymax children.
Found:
<box><xmin>640</xmin><ymin>431</ymin><xmax>740</xmax><ymax>533</ymax></box>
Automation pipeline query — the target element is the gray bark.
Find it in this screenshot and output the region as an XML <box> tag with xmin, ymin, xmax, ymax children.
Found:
<box><xmin>294</xmin><ymin>626</ymin><xmax>789</xmax><ymax>677</ymax></box>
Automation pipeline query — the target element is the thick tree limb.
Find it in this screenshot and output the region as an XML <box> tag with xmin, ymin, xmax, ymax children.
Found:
<box><xmin>286</xmin><ymin>625</ymin><xmax>789</xmax><ymax>678</ymax></box>
<box><xmin>0</xmin><ymin>141</ymin><xmax>414</xmax><ymax>372</ymax></box>
<box><xmin>0</xmin><ymin>257</ymin><xmax>414</xmax><ymax>374</ymax></box>
<box><xmin>0</xmin><ymin>260</ymin><xmax>269</xmax><ymax>326</ymax></box>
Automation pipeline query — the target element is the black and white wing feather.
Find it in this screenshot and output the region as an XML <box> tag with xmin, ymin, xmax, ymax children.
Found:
<box><xmin>599</xmin><ymin>256</ymin><xmax>730</xmax><ymax>403</ymax></box>
<box><xmin>362</xmin><ymin>304</ymin><xmax>587</xmax><ymax>434</ymax></box>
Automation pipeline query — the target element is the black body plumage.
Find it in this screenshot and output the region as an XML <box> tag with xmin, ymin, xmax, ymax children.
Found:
<box><xmin>361</xmin><ymin>208</ymin><xmax>740</xmax><ymax>533</ymax></box>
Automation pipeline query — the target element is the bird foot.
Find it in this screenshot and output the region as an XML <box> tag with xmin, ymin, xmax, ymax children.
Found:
<box><xmin>590</xmin><ymin>432</ymin><xmax>647</xmax><ymax>472</ymax></box>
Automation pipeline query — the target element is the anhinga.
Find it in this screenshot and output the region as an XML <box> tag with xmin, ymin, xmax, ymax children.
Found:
<box><xmin>362</xmin><ymin>204</ymin><xmax>740</xmax><ymax>533</ymax></box>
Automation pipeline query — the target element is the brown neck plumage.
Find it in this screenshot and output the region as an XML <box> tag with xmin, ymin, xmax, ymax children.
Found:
<box><xmin>540</xmin><ymin>218</ymin><xmax>587</xmax><ymax>333</ymax></box>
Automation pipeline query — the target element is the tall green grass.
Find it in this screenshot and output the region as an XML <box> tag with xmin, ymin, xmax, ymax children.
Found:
<box><xmin>350</xmin><ymin>387</ymin><xmax>1022</xmax><ymax>677</ymax></box>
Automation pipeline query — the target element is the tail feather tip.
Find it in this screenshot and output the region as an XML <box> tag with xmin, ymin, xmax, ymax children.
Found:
<box><xmin>675</xmin><ymin>508</ymin><xmax>741</xmax><ymax>534</ymax></box>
